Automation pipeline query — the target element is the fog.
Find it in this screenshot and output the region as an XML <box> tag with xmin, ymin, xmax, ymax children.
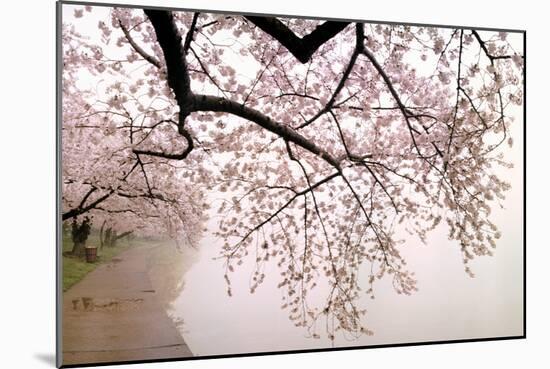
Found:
<box><xmin>158</xmin><ymin>104</ymin><xmax>523</xmax><ymax>355</ymax></box>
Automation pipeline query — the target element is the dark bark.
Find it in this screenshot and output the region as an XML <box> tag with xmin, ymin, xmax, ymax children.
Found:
<box><xmin>134</xmin><ymin>10</ymin><xmax>196</xmax><ymax>161</ymax></box>
<box><xmin>119</xmin><ymin>20</ymin><xmax>162</xmax><ymax>68</ymax></box>
<box><xmin>144</xmin><ymin>10</ymin><xmax>193</xmax><ymax>113</ymax></box>
<box><xmin>70</xmin><ymin>218</ymin><xmax>91</xmax><ymax>257</ymax></box>
<box><xmin>71</xmin><ymin>241</ymin><xmax>86</xmax><ymax>257</ymax></box>
<box><xmin>102</xmin><ymin>228</ymin><xmax>132</xmax><ymax>247</ymax></box>
<box><xmin>62</xmin><ymin>162</ymin><xmax>139</xmax><ymax>221</ymax></box>
<box><xmin>192</xmin><ymin>94</ymin><xmax>342</xmax><ymax>169</ymax></box>
<box><xmin>245</xmin><ymin>16</ymin><xmax>350</xmax><ymax>63</ymax></box>
<box><xmin>63</xmin><ymin>191</ymin><xmax>112</xmax><ymax>221</ymax></box>
<box><xmin>113</xmin><ymin>231</ymin><xmax>133</xmax><ymax>247</ymax></box>
<box><xmin>116</xmin><ymin>230</ymin><xmax>134</xmax><ymax>240</ymax></box>
<box><xmin>104</xmin><ymin>227</ymin><xmax>112</xmax><ymax>248</ymax></box>
<box><xmin>138</xmin><ymin>10</ymin><xmax>343</xmax><ymax>171</ymax></box>
<box><xmin>99</xmin><ymin>220</ymin><xmax>106</xmax><ymax>249</ymax></box>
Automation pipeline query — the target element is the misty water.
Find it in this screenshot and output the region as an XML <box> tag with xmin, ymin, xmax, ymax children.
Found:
<box><xmin>148</xmin><ymin>208</ymin><xmax>523</xmax><ymax>357</ymax></box>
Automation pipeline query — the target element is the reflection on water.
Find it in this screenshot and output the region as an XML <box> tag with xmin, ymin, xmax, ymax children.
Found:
<box><xmin>148</xmin><ymin>244</ymin><xmax>196</xmax><ymax>303</ymax></box>
<box><xmin>71</xmin><ymin>297</ymin><xmax>144</xmax><ymax>312</ymax></box>
<box><xmin>166</xmin><ymin>241</ymin><xmax>342</xmax><ymax>356</ymax></box>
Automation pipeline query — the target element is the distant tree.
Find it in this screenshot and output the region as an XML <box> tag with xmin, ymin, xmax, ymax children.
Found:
<box><xmin>63</xmin><ymin>6</ymin><xmax>523</xmax><ymax>339</ymax></box>
<box><xmin>61</xmin><ymin>23</ymin><xmax>207</xmax><ymax>248</ymax></box>
<box><xmin>70</xmin><ymin>216</ymin><xmax>92</xmax><ymax>257</ymax></box>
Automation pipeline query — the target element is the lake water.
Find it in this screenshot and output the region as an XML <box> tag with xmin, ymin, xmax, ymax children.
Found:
<box><xmin>149</xmin><ymin>211</ymin><xmax>523</xmax><ymax>357</ymax></box>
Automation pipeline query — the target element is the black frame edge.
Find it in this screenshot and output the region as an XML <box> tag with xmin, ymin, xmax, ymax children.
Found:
<box><xmin>58</xmin><ymin>0</ymin><xmax>526</xmax><ymax>33</ymax></box>
<box><xmin>56</xmin><ymin>1</ymin><xmax>64</xmax><ymax>367</ymax></box>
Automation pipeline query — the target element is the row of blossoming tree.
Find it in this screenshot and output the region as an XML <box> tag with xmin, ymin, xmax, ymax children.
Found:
<box><xmin>62</xmin><ymin>5</ymin><xmax>523</xmax><ymax>340</ymax></box>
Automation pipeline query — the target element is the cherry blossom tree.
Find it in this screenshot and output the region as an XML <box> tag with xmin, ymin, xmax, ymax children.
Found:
<box><xmin>63</xmin><ymin>5</ymin><xmax>524</xmax><ymax>340</ymax></box>
<box><xmin>61</xmin><ymin>21</ymin><xmax>207</xmax><ymax>256</ymax></box>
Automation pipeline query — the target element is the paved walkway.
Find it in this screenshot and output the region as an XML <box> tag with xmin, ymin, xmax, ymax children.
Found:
<box><xmin>62</xmin><ymin>246</ymin><xmax>193</xmax><ymax>366</ymax></box>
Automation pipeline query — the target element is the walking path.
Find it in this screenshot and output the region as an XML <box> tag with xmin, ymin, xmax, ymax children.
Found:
<box><xmin>62</xmin><ymin>245</ymin><xmax>192</xmax><ymax>366</ymax></box>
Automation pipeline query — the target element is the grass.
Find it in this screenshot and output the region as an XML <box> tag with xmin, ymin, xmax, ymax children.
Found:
<box><xmin>62</xmin><ymin>230</ymin><xmax>133</xmax><ymax>292</ymax></box>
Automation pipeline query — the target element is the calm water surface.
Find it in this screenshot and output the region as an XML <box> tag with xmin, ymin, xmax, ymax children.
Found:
<box><xmin>148</xmin><ymin>214</ymin><xmax>523</xmax><ymax>357</ymax></box>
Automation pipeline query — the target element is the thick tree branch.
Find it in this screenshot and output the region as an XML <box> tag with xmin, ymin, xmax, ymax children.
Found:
<box><xmin>183</xmin><ymin>12</ymin><xmax>200</xmax><ymax>55</ymax></box>
<box><xmin>192</xmin><ymin>93</ymin><xmax>341</xmax><ymax>169</ymax></box>
<box><xmin>144</xmin><ymin>10</ymin><xmax>193</xmax><ymax>114</ymax></box>
<box><xmin>77</xmin><ymin>186</ymin><xmax>97</xmax><ymax>210</ymax></box>
<box><xmin>115</xmin><ymin>230</ymin><xmax>134</xmax><ymax>241</ymax></box>
<box><xmin>245</xmin><ymin>16</ymin><xmax>350</xmax><ymax>63</ymax></box>
<box><xmin>133</xmin><ymin>125</ymin><xmax>194</xmax><ymax>160</ymax></box>
<box><xmin>63</xmin><ymin>191</ymin><xmax>112</xmax><ymax>221</ymax></box>
<box><xmin>143</xmin><ymin>10</ymin><xmax>343</xmax><ymax>170</ymax></box>
<box><xmin>134</xmin><ymin>10</ymin><xmax>199</xmax><ymax>160</ymax></box>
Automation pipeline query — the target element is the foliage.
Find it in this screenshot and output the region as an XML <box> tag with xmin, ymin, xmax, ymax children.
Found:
<box><xmin>62</xmin><ymin>5</ymin><xmax>524</xmax><ymax>340</ymax></box>
<box><xmin>61</xmin><ymin>17</ymin><xmax>208</xmax><ymax>248</ymax></box>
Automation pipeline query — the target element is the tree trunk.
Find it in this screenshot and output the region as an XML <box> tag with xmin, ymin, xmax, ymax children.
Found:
<box><xmin>71</xmin><ymin>241</ymin><xmax>86</xmax><ymax>257</ymax></box>
<box><xmin>110</xmin><ymin>230</ymin><xmax>118</xmax><ymax>247</ymax></box>
<box><xmin>99</xmin><ymin>221</ymin><xmax>106</xmax><ymax>250</ymax></box>
<box><xmin>104</xmin><ymin>227</ymin><xmax>112</xmax><ymax>248</ymax></box>
<box><xmin>71</xmin><ymin>218</ymin><xmax>91</xmax><ymax>257</ymax></box>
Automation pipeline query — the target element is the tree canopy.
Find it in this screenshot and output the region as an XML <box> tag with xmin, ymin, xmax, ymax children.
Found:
<box><xmin>62</xmin><ymin>5</ymin><xmax>524</xmax><ymax>340</ymax></box>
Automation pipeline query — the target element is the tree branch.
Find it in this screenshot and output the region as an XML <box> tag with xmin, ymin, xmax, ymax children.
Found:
<box><xmin>245</xmin><ymin>16</ymin><xmax>350</xmax><ymax>63</ymax></box>
<box><xmin>118</xmin><ymin>19</ymin><xmax>161</xmax><ymax>68</ymax></box>
<box><xmin>133</xmin><ymin>123</ymin><xmax>193</xmax><ymax>160</ymax></box>
<box><xmin>193</xmin><ymin>93</ymin><xmax>341</xmax><ymax>169</ymax></box>
<box><xmin>77</xmin><ymin>186</ymin><xmax>97</xmax><ymax>210</ymax></box>
<box><xmin>115</xmin><ymin>230</ymin><xmax>134</xmax><ymax>241</ymax></box>
<box><xmin>144</xmin><ymin>10</ymin><xmax>344</xmax><ymax>170</ymax></box>
<box><xmin>183</xmin><ymin>12</ymin><xmax>200</xmax><ymax>55</ymax></box>
<box><xmin>228</xmin><ymin>170</ymin><xmax>341</xmax><ymax>254</ymax></box>
<box><xmin>297</xmin><ymin>23</ymin><xmax>364</xmax><ymax>129</ymax></box>
<box><xmin>62</xmin><ymin>162</ymin><xmax>139</xmax><ymax>221</ymax></box>
<box><xmin>471</xmin><ymin>30</ymin><xmax>520</xmax><ymax>62</ymax></box>
<box><xmin>144</xmin><ymin>10</ymin><xmax>193</xmax><ymax>114</ymax></box>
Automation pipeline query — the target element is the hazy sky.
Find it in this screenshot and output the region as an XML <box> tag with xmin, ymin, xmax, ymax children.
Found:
<box><xmin>169</xmin><ymin>103</ymin><xmax>523</xmax><ymax>355</ymax></box>
<box><xmin>173</xmin><ymin>116</ymin><xmax>523</xmax><ymax>355</ymax></box>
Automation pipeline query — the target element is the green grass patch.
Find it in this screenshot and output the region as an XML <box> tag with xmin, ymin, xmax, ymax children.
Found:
<box><xmin>62</xmin><ymin>230</ymin><xmax>133</xmax><ymax>291</ymax></box>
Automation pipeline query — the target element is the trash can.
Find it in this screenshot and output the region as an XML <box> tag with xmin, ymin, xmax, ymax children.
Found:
<box><xmin>85</xmin><ymin>246</ymin><xmax>98</xmax><ymax>263</ymax></box>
